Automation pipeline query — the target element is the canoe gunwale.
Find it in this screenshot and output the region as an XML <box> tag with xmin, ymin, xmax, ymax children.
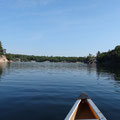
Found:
<box><xmin>65</xmin><ymin>100</ymin><xmax>81</xmax><ymax>120</ymax></box>
<box><xmin>65</xmin><ymin>99</ymin><xmax>107</xmax><ymax>120</ymax></box>
<box><xmin>87</xmin><ymin>99</ymin><xmax>107</xmax><ymax>120</ymax></box>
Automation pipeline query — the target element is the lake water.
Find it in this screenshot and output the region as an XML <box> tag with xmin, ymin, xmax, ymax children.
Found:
<box><xmin>0</xmin><ymin>62</ymin><xmax>120</xmax><ymax>120</ymax></box>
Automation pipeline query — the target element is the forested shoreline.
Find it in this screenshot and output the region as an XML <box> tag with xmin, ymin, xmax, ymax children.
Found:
<box><xmin>6</xmin><ymin>53</ymin><xmax>87</xmax><ymax>63</ymax></box>
<box><xmin>97</xmin><ymin>46</ymin><xmax>120</xmax><ymax>66</ymax></box>
<box><xmin>1</xmin><ymin>38</ymin><xmax>120</xmax><ymax>66</ymax></box>
<box><xmin>6</xmin><ymin>45</ymin><xmax>120</xmax><ymax>66</ymax></box>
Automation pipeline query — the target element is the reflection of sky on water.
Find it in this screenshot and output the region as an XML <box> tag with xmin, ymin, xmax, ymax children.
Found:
<box><xmin>0</xmin><ymin>62</ymin><xmax>119</xmax><ymax>120</ymax></box>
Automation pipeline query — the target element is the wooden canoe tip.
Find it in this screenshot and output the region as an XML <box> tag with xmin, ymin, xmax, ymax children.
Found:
<box><xmin>78</xmin><ymin>92</ymin><xmax>90</xmax><ymax>100</ymax></box>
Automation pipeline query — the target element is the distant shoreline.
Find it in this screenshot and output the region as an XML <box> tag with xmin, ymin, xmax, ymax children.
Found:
<box><xmin>4</xmin><ymin>45</ymin><xmax>120</xmax><ymax>67</ymax></box>
<box><xmin>6</xmin><ymin>53</ymin><xmax>88</xmax><ymax>63</ymax></box>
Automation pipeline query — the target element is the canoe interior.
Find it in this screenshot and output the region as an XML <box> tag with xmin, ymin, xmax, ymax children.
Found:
<box><xmin>71</xmin><ymin>99</ymin><xmax>99</xmax><ymax>120</ymax></box>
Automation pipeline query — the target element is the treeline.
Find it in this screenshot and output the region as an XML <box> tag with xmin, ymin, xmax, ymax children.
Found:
<box><xmin>6</xmin><ymin>53</ymin><xmax>87</xmax><ymax>63</ymax></box>
<box><xmin>6</xmin><ymin>45</ymin><xmax>120</xmax><ymax>65</ymax></box>
<box><xmin>97</xmin><ymin>46</ymin><xmax>120</xmax><ymax>66</ymax></box>
<box><xmin>0</xmin><ymin>41</ymin><xmax>4</xmax><ymax>55</ymax></box>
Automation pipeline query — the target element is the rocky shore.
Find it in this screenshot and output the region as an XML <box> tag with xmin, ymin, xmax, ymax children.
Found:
<box><xmin>0</xmin><ymin>55</ymin><xmax>8</xmax><ymax>62</ymax></box>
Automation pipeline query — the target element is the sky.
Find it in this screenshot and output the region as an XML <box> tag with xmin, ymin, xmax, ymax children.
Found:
<box><xmin>0</xmin><ymin>0</ymin><xmax>120</xmax><ymax>56</ymax></box>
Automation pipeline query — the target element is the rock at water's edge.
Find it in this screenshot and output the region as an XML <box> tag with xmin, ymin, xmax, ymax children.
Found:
<box><xmin>0</xmin><ymin>55</ymin><xmax>8</xmax><ymax>62</ymax></box>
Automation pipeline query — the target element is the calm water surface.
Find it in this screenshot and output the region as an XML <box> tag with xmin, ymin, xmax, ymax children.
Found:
<box><xmin>0</xmin><ymin>62</ymin><xmax>120</xmax><ymax>120</ymax></box>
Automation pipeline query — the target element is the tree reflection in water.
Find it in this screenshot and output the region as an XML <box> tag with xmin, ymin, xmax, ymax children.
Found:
<box><xmin>96</xmin><ymin>65</ymin><xmax>120</xmax><ymax>81</ymax></box>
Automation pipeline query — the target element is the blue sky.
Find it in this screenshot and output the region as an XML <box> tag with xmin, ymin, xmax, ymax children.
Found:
<box><xmin>0</xmin><ymin>0</ymin><xmax>120</xmax><ymax>56</ymax></box>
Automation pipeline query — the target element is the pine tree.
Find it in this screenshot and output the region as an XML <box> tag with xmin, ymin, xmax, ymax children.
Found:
<box><xmin>97</xmin><ymin>51</ymin><xmax>100</xmax><ymax>56</ymax></box>
<box><xmin>0</xmin><ymin>41</ymin><xmax>3</xmax><ymax>55</ymax></box>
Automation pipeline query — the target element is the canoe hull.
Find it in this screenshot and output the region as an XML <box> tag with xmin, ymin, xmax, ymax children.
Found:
<box><xmin>65</xmin><ymin>93</ymin><xmax>107</xmax><ymax>120</ymax></box>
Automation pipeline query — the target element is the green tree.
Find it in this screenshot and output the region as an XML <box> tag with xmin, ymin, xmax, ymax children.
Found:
<box><xmin>97</xmin><ymin>51</ymin><xmax>100</xmax><ymax>56</ymax></box>
<box><xmin>0</xmin><ymin>41</ymin><xmax>3</xmax><ymax>55</ymax></box>
<box><xmin>6</xmin><ymin>54</ymin><xmax>13</xmax><ymax>61</ymax></box>
<box><xmin>115</xmin><ymin>46</ymin><xmax>120</xmax><ymax>51</ymax></box>
<box><xmin>97</xmin><ymin>45</ymin><xmax>120</xmax><ymax>66</ymax></box>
